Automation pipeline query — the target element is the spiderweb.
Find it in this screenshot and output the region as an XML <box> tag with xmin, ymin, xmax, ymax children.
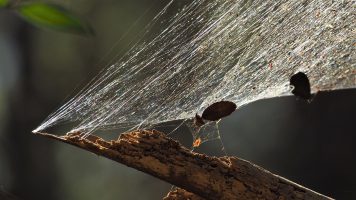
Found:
<box><xmin>34</xmin><ymin>0</ymin><xmax>355</xmax><ymax>147</ymax></box>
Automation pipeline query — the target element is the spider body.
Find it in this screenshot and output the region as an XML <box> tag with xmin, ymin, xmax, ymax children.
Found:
<box><xmin>202</xmin><ymin>100</ymin><xmax>237</xmax><ymax>121</ymax></box>
<box><xmin>194</xmin><ymin>100</ymin><xmax>236</xmax><ymax>128</ymax></box>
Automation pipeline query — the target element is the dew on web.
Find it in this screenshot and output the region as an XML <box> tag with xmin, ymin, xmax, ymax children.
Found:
<box><xmin>33</xmin><ymin>0</ymin><xmax>355</xmax><ymax>150</ymax></box>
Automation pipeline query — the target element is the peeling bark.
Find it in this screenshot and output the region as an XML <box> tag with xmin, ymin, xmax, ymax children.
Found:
<box><xmin>164</xmin><ymin>188</ymin><xmax>204</xmax><ymax>200</ymax></box>
<box><xmin>36</xmin><ymin>130</ymin><xmax>333</xmax><ymax>200</ymax></box>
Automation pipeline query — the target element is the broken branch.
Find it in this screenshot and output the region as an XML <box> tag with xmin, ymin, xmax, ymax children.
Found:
<box><xmin>35</xmin><ymin>130</ymin><xmax>333</xmax><ymax>200</ymax></box>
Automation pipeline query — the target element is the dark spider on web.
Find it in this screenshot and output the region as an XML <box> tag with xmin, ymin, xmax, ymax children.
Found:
<box><xmin>192</xmin><ymin>101</ymin><xmax>237</xmax><ymax>148</ymax></box>
<box><xmin>194</xmin><ymin>100</ymin><xmax>237</xmax><ymax>127</ymax></box>
<box><xmin>290</xmin><ymin>72</ymin><xmax>312</xmax><ymax>100</ymax></box>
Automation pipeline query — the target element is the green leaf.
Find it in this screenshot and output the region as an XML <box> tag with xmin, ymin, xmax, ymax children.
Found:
<box><xmin>0</xmin><ymin>0</ymin><xmax>9</xmax><ymax>8</ymax></box>
<box><xmin>16</xmin><ymin>2</ymin><xmax>94</xmax><ymax>35</ymax></box>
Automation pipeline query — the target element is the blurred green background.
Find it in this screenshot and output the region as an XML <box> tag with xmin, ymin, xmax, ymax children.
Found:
<box><xmin>0</xmin><ymin>0</ymin><xmax>355</xmax><ymax>199</ymax></box>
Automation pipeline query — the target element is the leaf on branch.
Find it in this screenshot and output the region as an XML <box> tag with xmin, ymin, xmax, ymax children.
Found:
<box><xmin>15</xmin><ymin>2</ymin><xmax>94</xmax><ymax>35</ymax></box>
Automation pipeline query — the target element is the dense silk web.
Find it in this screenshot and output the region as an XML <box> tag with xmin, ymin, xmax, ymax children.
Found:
<box><xmin>34</xmin><ymin>0</ymin><xmax>355</xmax><ymax>146</ymax></box>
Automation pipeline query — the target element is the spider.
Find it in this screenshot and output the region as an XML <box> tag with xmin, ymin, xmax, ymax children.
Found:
<box><xmin>290</xmin><ymin>72</ymin><xmax>312</xmax><ymax>100</ymax></box>
<box><xmin>192</xmin><ymin>100</ymin><xmax>236</xmax><ymax>150</ymax></box>
<box><xmin>194</xmin><ymin>100</ymin><xmax>237</xmax><ymax>128</ymax></box>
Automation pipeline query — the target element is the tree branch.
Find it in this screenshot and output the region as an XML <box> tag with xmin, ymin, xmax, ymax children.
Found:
<box><xmin>35</xmin><ymin>130</ymin><xmax>333</xmax><ymax>200</ymax></box>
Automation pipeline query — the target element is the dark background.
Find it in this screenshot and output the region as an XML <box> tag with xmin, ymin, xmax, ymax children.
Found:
<box><xmin>0</xmin><ymin>0</ymin><xmax>355</xmax><ymax>199</ymax></box>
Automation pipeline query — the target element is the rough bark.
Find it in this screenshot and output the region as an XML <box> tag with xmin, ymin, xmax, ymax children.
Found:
<box><xmin>164</xmin><ymin>188</ymin><xmax>204</xmax><ymax>200</ymax></box>
<box><xmin>163</xmin><ymin>188</ymin><xmax>205</xmax><ymax>200</ymax></box>
<box><xmin>36</xmin><ymin>130</ymin><xmax>333</xmax><ymax>200</ymax></box>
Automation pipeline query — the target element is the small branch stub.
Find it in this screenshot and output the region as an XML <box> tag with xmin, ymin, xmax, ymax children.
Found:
<box><xmin>164</xmin><ymin>188</ymin><xmax>204</xmax><ymax>200</ymax></box>
<box><xmin>35</xmin><ymin>130</ymin><xmax>333</xmax><ymax>200</ymax></box>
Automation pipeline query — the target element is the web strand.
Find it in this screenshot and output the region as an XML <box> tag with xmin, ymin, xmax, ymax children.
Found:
<box><xmin>34</xmin><ymin>0</ymin><xmax>355</xmax><ymax>147</ymax></box>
